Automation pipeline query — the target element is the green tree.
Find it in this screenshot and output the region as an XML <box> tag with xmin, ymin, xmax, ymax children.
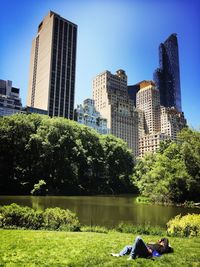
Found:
<box><xmin>133</xmin><ymin>128</ymin><xmax>200</xmax><ymax>203</ymax></box>
<box><xmin>0</xmin><ymin>114</ymin><xmax>43</xmax><ymax>194</ymax></box>
<box><xmin>101</xmin><ymin>135</ymin><xmax>135</xmax><ymax>194</ymax></box>
<box><xmin>178</xmin><ymin>128</ymin><xmax>200</xmax><ymax>201</ymax></box>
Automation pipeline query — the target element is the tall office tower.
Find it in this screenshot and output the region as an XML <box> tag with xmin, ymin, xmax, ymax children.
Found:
<box><xmin>153</xmin><ymin>34</ymin><xmax>182</xmax><ymax>112</ymax></box>
<box><xmin>136</xmin><ymin>81</ymin><xmax>161</xmax><ymax>134</ymax></box>
<box><xmin>27</xmin><ymin>11</ymin><xmax>77</xmax><ymax>119</ymax></box>
<box><xmin>0</xmin><ymin>79</ymin><xmax>22</xmax><ymax>116</ymax></box>
<box><xmin>93</xmin><ymin>70</ymin><xmax>138</xmax><ymax>157</ymax></box>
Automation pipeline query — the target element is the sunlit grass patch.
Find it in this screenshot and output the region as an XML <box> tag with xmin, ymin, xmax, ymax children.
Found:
<box><xmin>0</xmin><ymin>229</ymin><xmax>200</xmax><ymax>266</ymax></box>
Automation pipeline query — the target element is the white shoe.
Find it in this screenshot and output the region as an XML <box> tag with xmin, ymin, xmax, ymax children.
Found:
<box><xmin>127</xmin><ymin>256</ymin><xmax>133</xmax><ymax>260</ymax></box>
<box><xmin>111</xmin><ymin>253</ymin><xmax>120</xmax><ymax>257</ymax></box>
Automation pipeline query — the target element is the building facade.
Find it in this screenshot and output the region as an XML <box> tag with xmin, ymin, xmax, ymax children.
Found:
<box><xmin>27</xmin><ymin>11</ymin><xmax>77</xmax><ymax>119</ymax></box>
<box><xmin>0</xmin><ymin>80</ymin><xmax>22</xmax><ymax>116</ymax></box>
<box><xmin>22</xmin><ymin>106</ymin><xmax>48</xmax><ymax>115</ymax></box>
<box><xmin>93</xmin><ymin>70</ymin><xmax>138</xmax><ymax>156</ymax></box>
<box><xmin>153</xmin><ymin>34</ymin><xmax>182</xmax><ymax>112</ymax></box>
<box><xmin>160</xmin><ymin>106</ymin><xmax>187</xmax><ymax>140</ymax></box>
<box><xmin>138</xmin><ymin>133</ymin><xmax>170</xmax><ymax>157</ymax></box>
<box><xmin>75</xmin><ymin>98</ymin><xmax>108</xmax><ymax>135</ymax></box>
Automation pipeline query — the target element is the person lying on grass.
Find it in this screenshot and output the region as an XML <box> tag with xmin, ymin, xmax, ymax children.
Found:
<box><xmin>111</xmin><ymin>236</ymin><xmax>173</xmax><ymax>260</ymax></box>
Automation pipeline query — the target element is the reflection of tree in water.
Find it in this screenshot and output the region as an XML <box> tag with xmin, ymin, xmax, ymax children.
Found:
<box><xmin>31</xmin><ymin>196</ymin><xmax>45</xmax><ymax>210</ymax></box>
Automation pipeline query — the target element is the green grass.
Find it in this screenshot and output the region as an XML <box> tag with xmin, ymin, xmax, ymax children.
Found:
<box><xmin>0</xmin><ymin>229</ymin><xmax>200</xmax><ymax>267</ymax></box>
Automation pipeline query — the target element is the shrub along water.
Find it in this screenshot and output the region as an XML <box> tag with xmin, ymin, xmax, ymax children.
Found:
<box><xmin>0</xmin><ymin>203</ymin><xmax>80</xmax><ymax>231</ymax></box>
<box><xmin>167</xmin><ymin>213</ymin><xmax>200</xmax><ymax>237</ymax></box>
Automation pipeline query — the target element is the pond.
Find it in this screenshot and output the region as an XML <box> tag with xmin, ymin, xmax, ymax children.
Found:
<box><xmin>0</xmin><ymin>195</ymin><xmax>199</xmax><ymax>228</ymax></box>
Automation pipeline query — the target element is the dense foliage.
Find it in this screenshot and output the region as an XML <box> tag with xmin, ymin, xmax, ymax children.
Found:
<box><xmin>0</xmin><ymin>203</ymin><xmax>80</xmax><ymax>231</ymax></box>
<box><xmin>133</xmin><ymin>128</ymin><xmax>200</xmax><ymax>203</ymax></box>
<box><xmin>0</xmin><ymin>114</ymin><xmax>135</xmax><ymax>195</ymax></box>
<box><xmin>167</xmin><ymin>214</ymin><xmax>200</xmax><ymax>237</ymax></box>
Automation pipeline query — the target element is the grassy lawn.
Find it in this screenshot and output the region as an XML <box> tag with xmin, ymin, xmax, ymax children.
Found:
<box><xmin>0</xmin><ymin>229</ymin><xmax>200</xmax><ymax>267</ymax></box>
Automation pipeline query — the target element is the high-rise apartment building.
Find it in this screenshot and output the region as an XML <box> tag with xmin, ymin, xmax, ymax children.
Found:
<box><xmin>27</xmin><ymin>11</ymin><xmax>77</xmax><ymax>119</ymax></box>
<box><xmin>153</xmin><ymin>34</ymin><xmax>182</xmax><ymax>112</ymax></box>
<box><xmin>93</xmin><ymin>70</ymin><xmax>138</xmax><ymax>157</ymax></box>
<box><xmin>136</xmin><ymin>81</ymin><xmax>163</xmax><ymax>157</ymax></box>
<box><xmin>75</xmin><ymin>98</ymin><xmax>109</xmax><ymax>135</ymax></box>
<box><xmin>136</xmin><ymin>81</ymin><xmax>161</xmax><ymax>134</ymax></box>
<box><xmin>0</xmin><ymin>80</ymin><xmax>22</xmax><ymax>116</ymax></box>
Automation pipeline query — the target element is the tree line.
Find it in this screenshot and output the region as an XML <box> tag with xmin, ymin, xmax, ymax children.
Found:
<box><xmin>0</xmin><ymin>114</ymin><xmax>135</xmax><ymax>195</ymax></box>
<box><xmin>0</xmin><ymin>113</ymin><xmax>199</xmax><ymax>203</ymax></box>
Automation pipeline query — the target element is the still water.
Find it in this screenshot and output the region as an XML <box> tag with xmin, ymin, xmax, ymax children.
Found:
<box><xmin>0</xmin><ymin>195</ymin><xmax>199</xmax><ymax>228</ymax></box>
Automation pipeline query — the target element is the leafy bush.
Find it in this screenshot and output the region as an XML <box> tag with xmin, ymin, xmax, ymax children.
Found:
<box><xmin>0</xmin><ymin>204</ymin><xmax>80</xmax><ymax>231</ymax></box>
<box><xmin>81</xmin><ymin>225</ymin><xmax>108</xmax><ymax>233</ymax></box>
<box><xmin>42</xmin><ymin>207</ymin><xmax>80</xmax><ymax>231</ymax></box>
<box><xmin>0</xmin><ymin>203</ymin><xmax>43</xmax><ymax>229</ymax></box>
<box><xmin>167</xmin><ymin>214</ymin><xmax>200</xmax><ymax>237</ymax></box>
<box><xmin>116</xmin><ymin>222</ymin><xmax>165</xmax><ymax>235</ymax></box>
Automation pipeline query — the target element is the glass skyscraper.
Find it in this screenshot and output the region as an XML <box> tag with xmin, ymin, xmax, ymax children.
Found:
<box><xmin>153</xmin><ymin>34</ymin><xmax>182</xmax><ymax>112</ymax></box>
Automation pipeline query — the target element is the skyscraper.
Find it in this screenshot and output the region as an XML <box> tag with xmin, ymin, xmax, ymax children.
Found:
<box><xmin>153</xmin><ymin>34</ymin><xmax>182</xmax><ymax>112</ymax></box>
<box><xmin>136</xmin><ymin>81</ymin><xmax>161</xmax><ymax>135</ymax></box>
<box><xmin>27</xmin><ymin>11</ymin><xmax>77</xmax><ymax>119</ymax></box>
<box><xmin>136</xmin><ymin>81</ymin><xmax>166</xmax><ymax>157</ymax></box>
<box><xmin>93</xmin><ymin>70</ymin><xmax>138</xmax><ymax>157</ymax></box>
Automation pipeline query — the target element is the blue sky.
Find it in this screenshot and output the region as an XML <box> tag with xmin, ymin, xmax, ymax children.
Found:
<box><xmin>0</xmin><ymin>0</ymin><xmax>199</xmax><ymax>128</ymax></box>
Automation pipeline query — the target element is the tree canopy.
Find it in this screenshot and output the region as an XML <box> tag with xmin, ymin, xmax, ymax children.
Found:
<box><xmin>0</xmin><ymin>114</ymin><xmax>135</xmax><ymax>195</ymax></box>
<box><xmin>133</xmin><ymin>128</ymin><xmax>200</xmax><ymax>203</ymax></box>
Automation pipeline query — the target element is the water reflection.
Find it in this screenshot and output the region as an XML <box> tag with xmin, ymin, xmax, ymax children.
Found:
<box><xmin>0</xmin><ymin>195</ymin><xmax>199</xmax><ymax>227</ymax></box>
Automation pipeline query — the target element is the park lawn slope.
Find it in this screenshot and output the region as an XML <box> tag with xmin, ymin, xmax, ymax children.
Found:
<box><xmin>0</xmin><ymin>229</ymin><xmax>200</xmax><ymax>267</ymax></box>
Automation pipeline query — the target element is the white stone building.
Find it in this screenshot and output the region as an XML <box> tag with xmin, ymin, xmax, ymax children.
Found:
<box><xmin>75</xmin><ymin>98</ymin><xmax>108</xmax><ymax>135</ymax></box>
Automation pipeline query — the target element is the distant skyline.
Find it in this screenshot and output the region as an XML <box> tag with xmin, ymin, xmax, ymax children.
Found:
<box><xmin>0</xmin><ymin>0</ymin><xmax>199</xmax><ymax>128</ymax></box>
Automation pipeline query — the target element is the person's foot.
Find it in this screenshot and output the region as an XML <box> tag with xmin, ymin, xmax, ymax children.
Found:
<box><xmin>111</xmin><ymin>253</ymin><xmax>120</xmax><ymax>257</ymax></box>
<box><xmin>127</xmin><ymin>256</ymin><xmax>133</xmax><ymax>260</ymax></box>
